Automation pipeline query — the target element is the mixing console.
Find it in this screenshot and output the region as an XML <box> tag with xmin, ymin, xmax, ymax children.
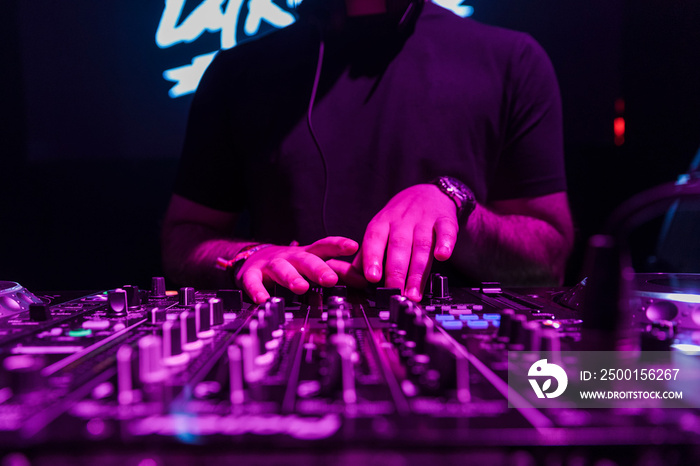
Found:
<box><xmin>0</xmin><ymin>276</ymin><xmax>699</xmax><ymax>464</ymax></box>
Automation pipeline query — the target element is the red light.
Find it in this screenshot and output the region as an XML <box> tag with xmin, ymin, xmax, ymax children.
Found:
<box><xmin>614</xmin><ymin>117</ymin><xmax>625</xmax><ymax>137</ymax></box>
<box><xmin>615</xmin><ymin>98</ymin><xmax>625</xmax><ymax>115</ymax></box>
<box><xmin>614</xmin><ymin>116</ymin><xmax>625</xmax><ymax>146</ymax></box>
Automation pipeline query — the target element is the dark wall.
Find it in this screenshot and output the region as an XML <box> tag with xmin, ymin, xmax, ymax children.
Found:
<box><xmin>2</xmin><ymin>1</ymin><xmax>699</xmax><ymax>291</ymax></box>
<box><xmin>567</xmin><ymin>0</ymin><xmax>700</xmax><ymax>278</ymax></box>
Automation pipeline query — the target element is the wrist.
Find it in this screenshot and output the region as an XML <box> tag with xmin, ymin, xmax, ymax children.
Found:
<box><xmin>431</xmin><ymin>176</ymin><xmax>476</xmax><ymax>223</ymax></box>
<box><xmin>216</xmin><ymin>243</ymin><xmax>274</xmax><ymax>286</ymax></box>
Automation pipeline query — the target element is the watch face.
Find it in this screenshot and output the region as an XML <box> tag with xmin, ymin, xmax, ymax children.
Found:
<box><xmin>434</xmin><ymin>176</ymin><xmax>475</xmax><ymax>221</ymax></box>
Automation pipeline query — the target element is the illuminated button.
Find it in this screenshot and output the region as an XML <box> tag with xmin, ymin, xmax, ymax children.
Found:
<box><xmin>82</xmin><ymin>320</ymin><xmax>110</xmax><ymax>330</ymax></box>
<box><xmin>425</xmin><ymin>305</ymin><xmax>436</xmax><ymax>312</ymax></box>
<box><xmin>459</xmin><ymin>314</ymin><xmax>479</xmax><ymax>321</ymax></box>
<box><xmin>466</xmin><ymin>321</ymin><xmax>489</xmax><ymax>330</ymax></box>
<box><xmin>442</xmin><ymin>320</ymin><xmax>463</xmax><ymax>330</ymax></box>
<box><xmin>482</xmin><ymin>314</ymin><xmax>501</xmax><ymax>320</ymax></box>
<box><xmin>50</xmin><ymin>328</ymin><xmax>63</xmax><ymax>336</ymax></box>
<box><xmin>473</xmin><ymin>305</ymin><xmax>484</xmax><ymax>311</ymax></box>
<box><xmin>435</xmin><ymin>314</ymin><xmax>455</xmax><ymax>321</ymax></box>
<box><xmin>68</xmin><ymin>329</ymin><xmax>93</xmax><ymax>338</ymax></box>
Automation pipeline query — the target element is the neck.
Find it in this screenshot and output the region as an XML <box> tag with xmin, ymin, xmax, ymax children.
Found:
<box><xmin>345</xmin><ymin>0</ymin><xmax>386</xmax><ymax>16</ymax></box>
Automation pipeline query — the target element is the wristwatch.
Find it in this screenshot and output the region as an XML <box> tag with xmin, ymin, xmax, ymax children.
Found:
<box><xmin>216</xmin><ymin>243</ymin><xmax>273</xmax><ymax>285</ymax></box>
<box><xmin>432</xmin><ymin>176</ymin><xmax>476</xmax><ymax>222</ymax></box>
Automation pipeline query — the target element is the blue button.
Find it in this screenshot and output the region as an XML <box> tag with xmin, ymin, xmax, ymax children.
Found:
<box><xmin>435</xmin><ymin>314</ymin><xmax>455</xmax><ymax>321</ymax></box>
<box><xmin>467</xmin><ymin>321</ymin><xmax>489</xmax><ymax>330</ymax></box>
<box><xmin>459</xmin><ymin>314</ymin><xmax>479</xmax><ymax>321</ymax></box>
<box><xmin>491</xmin><ymin>321</ymin><xmax>501</xmax><ymax>328</ymax></box>
<box><xmin>482</xmin><ymin>314</ymin><xmax>501</xmax><ymax>320</ymax></box>
<box><xmin>442</xmin><ymin>320</ymin><xmax>463</xmax><ymax>330</ymax></box>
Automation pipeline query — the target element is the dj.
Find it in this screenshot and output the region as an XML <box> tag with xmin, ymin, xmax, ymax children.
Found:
<box><xmin>161</xmin><ymin>0</ymin><xmax>574</xmax><ymax>304</ymax></box>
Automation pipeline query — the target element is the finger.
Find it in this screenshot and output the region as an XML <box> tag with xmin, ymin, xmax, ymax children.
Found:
<box><xmin>241</xmin><ymin>268</ymin><xmax>270</xmax><ymax>304</ymax></box>
<box><xmin>405</xmin><ymin>225</ymin><xmax>435</xmax><ymax>301</ymax></box>
<box><xmin>306</xmin><ymin>236</ymin><xmax>359</xmax><ymax>260</ymax></box>
<box><xmin>362</xmin><ymin>221</ymin><xmax>390</xmax><ymax>283</ymax></box>
<box><xmin>327</xmin><ymin>259</ymin><xmax>368</xmax><ymax>289</ymax></box>
<box><xmin>351</xmin><ymin>244</ymin><xmax>363</xmax><ymax>269</ymax></box>
<box><xmin>383</xmin><ymin>226</ymin><xmax>413</xmax><ymax>291</ymax></box>
<box><xmin>433</xmin><ymin>216</ymin><xmax>459</xmax><ymax>261</ymax></box>
<box><xmin>288</xmin><ymin>252</ymin><xmax>338</xmax><ymax>287</ymax></box>
<box><xmin>265</xmin><ymin>258</ymin><xmax>310</xmax><ymax>295</ymax></box>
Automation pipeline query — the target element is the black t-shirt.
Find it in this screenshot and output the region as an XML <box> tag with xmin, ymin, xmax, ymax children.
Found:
<box><xmin>174</xmin><ymin>3</ymin><xmax>566</xmax><ymax>246</ymax></box>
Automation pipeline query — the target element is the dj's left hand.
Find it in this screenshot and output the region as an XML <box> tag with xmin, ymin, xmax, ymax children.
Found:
<box><xmin>353</xmin><ymin>184</ymin><xmax>459</xmax><ymax>301</ymax></box>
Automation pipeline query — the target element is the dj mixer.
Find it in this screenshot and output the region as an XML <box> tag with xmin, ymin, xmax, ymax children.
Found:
<box><xmin>0</xmin><ymin>275</ymin><xmax>699</xmax><ymax>465</ymax></box>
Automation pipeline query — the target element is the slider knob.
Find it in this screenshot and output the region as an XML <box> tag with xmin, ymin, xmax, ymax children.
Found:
<box><xmin>327</xmin><ymin>310</ymin><xmax>347</xmax><ymax>336</ymax></box>
<box><xmin>325</xmin><ymin>285</ymin><xmax>347</xmax><ymax>299</ymax></box>
<box><xmin>497</xmin><ymin>309</ymin><xmax>516</xmax><ymax>340</ymax></box>
<box><xmin>138</xmin><ymin>335</ymin><xmax>166</xmax><ymax>385</ymax></box>
<box><xmin>523</xmin><ymin>321</ymin><xmax>542</xmax><ymax>351</ymax></box>
<box><xmin>327</xmin><ymin>296</ymin><xmax>350</xmax><ymax>319</ymax></box>
<box><xmin>180</xmin><ymin>310</ymin><xmax>203</xmax><ymax>352</ymax></box>
<box><xmin>507</xmin><ymin>314</ymin><xmax>528</xmax><ymax>349</ymax></box>
<box><xmin>209</xmin><ymin>298</ymin><xmax>224</xmax><ymax>326</ymax></box>
<box><xmin>116</xmin><ymin>344</ymin><xmax>138</xmax><ymax>405</ymax></box>
<box><xmin>196</xmin><ymin>303</ymin><xmax>214</xmax><ymax>339</ymax></box>
<box><xmin>269</xmin><ymin>296</ymin><xmax>286</xmax><ymax>326</ymax></box>
<box><xmin>228</xmin><ymin>344</ymin><xmax>245</xmax><ymax>406</ymax></box>
<box><xmin>151</xmin><ymin>277</ymin><xmax>166</xmax><ymax>298</ymax></box>
<box><xmin>107</xmin><ymin>289</ymin><xmax>129</xmax><ymax>317</ymax></box>
<box><xmin>541</xmin><ymin>329</ymin><xmax>561</xmax><ymax>352</ymax></box>
<box><xmin>148</xmin><ymin>307</ymin><xmax>167</xmax><ymax>324</ymax></box>
<box><xmin>179</xmin><ymin>287</ymin><xmax>196</xmax><ymax>306</ymax></box>
<box><xmin>396</xmin><ymin>300</ymin><xmax>417</xmax><ymax>330</ymax></box>
<box><xmin>431</xmin><ymin>274</ymin><xmax>450</xmax><ymax>299</ymax></box>
<box><xmin>255</xmin><ymin>310</ymin><xmax>272</xmax><ymax>353</ymax></box>
<box><xmin>408</xmin><ymin>312</ymin><xmax>433</xmax><ymax>354</ymax></box>
<box><xmin>122</xmin><ymin>285</ymin><xmax>141</xmax><ymax>307</ymax></box>
<box><xmin>263</xmin><ymin>299</ymin><xmax>280</xmax><ymax>330</ymax></box>
<box><xmin>389</xmin><ymin>295</ymin><xmax>408</xmax><ymax>324</ymax></box>
<box><xmin>162</xmin><ymin>320</ymin><xmax>189</xmax><ymax>367</ymax></box>
<box><xmin>2</xmin><ymin>355</ymin><xmax>45</xmax><ymax>402</ymax></box>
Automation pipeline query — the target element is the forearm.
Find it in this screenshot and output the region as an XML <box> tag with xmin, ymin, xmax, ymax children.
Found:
<box><xmin>452</xmin><ymin>204</ymin><xmax>572</xmax><ymax>286</ymax></box>
<box><xmin>162</xmin><ymin>222</ymin><xmax>256</xmax><ymax>289</ymax></box>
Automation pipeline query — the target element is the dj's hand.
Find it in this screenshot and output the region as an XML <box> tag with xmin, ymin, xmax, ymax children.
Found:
<box><xmin>353</xmin><ymin>184</ymin><xmax>459</xmax><ymax>302</ymax></box>
<box><xmin>236</xmin><ymin>237</ymin><xmax>363</xmax><ymax>304</ymax></box>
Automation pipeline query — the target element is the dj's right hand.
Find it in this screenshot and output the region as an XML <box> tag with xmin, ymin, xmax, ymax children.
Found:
<box><xmin>235</xmin><ymin>237</ymin><xmax>364</xmax><ymax>304</ymax></box>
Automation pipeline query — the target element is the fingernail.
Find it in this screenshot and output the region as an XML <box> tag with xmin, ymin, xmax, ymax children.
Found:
<box><xmin>254</xmin><ymin>292</ymin><xmax>267</xmax><ymax>304</ymax></box>
<box><xmin>291</xmin><ymin>278</ymin><xmax>307</xmax><ymax>290</ymax></box>
<box><xmin>368</xmin><ymin>265</ymin><xmax>381</xmax><ymax>280</ymax></box>
<box><xmin>320</xmin><ymin>272</ymin><xmax>337</xmax><ymax>286</ymax></box>
<box><xmin>436</xmin><ymin>246</ymin><xmax>451</xmax><ymax>258</ymax></box>
<box><xmin>407</xmin><ymin>287</ymin><xmax>421</xmax><ymax>301</ymax></box>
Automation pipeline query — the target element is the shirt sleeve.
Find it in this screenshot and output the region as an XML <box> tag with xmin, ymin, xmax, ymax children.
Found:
<box><xmin>172</xmin><ymin>50</ymin><xmax>247</xmax><ymax>213</ymax></box>
<box><xmin>489</xmin><ymin>33</ymin><xmax>567</xmax><ymax>201</ymax></box>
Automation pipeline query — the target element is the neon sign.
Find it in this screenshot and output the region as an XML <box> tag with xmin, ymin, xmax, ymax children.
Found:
<box><xmin>156</xmin><ymin>0</ymin><xmax>473</xmax><ymax>98</ymax></box>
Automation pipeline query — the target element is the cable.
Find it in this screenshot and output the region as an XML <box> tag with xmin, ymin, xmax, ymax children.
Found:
<box><xmin>306</xmin><ymin>39</ymin><xmax>330</xmax><ymax>237</ymax></box>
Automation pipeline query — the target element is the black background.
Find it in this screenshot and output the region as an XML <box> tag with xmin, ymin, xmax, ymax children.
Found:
<box><xmin>2</xmin><ymin>0</ymin><xmax>699</xmax><ymax>291</ymax></box>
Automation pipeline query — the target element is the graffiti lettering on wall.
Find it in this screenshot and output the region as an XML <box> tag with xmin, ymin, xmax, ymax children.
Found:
<box><xmin>156</xmin><ymin>0</ymin><xmax>473</xmax><ymax>98</ymax></box>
